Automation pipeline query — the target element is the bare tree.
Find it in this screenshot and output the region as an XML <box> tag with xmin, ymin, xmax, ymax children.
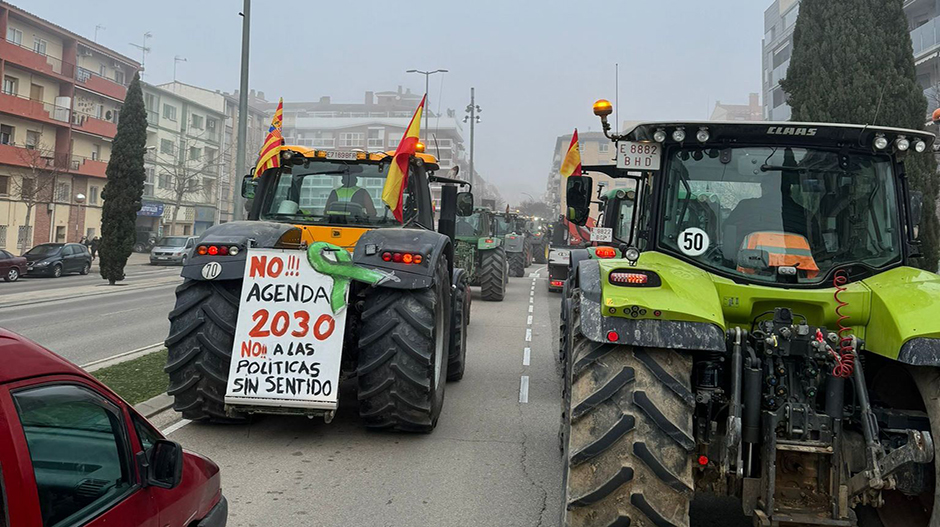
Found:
<box><xmin>518</xmin><ymin>199</ymin><xmax>553</xmax><ymax>219</ymax></box>
<box><xmin>7</xmin><ymin>145</ymin><xmax>68</xmax><ymax>253</ymax></box>
<box><xmin>155</xmin><ymin>134</ymin><xmax>223</xmax><ymax>235</ymax></box>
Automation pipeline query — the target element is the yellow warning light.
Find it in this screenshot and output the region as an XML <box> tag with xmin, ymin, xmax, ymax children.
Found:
<box><xmin>593</xmin><ymin>99</ymin><xmax>613</xmax><ymax>117</ymax></box>
<box><xmin>416</xmin><ymin>142</ymin><xmax>426</xmax><ymax>153</ymax></box>
<box><xmin>315</xmin><ymin>151</ymin><xmax>328</xmax><ymax>158</ymax></box>
<box><xmin>356</xmin><ymin>152</ymin><xmax>367</xmax><ymax>160</ymax></box>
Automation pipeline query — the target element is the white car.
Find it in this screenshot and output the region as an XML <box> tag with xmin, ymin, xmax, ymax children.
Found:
<box><xmin>150</xmin><ymin>236</ymin><xmax>198</xmax><ymax>265</ymax></box>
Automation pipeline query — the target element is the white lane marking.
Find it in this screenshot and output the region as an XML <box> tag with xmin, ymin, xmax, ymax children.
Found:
<box><xmin>523</xmin><ymin>347</ymin><xmax>531</xmax><ymax>365</ymax></box>
<box><xmin>527</xmin><ymin>315</ymin><xmax>533</xmax><ymax>325</ymax></box>
<box><xmin>81</xmin><ymin>342</ymin><xmax>164</xmax><ymax>369</ymax></box>
<box><xmin>528</xmin><ymin>305</ymin><xmax>533</xmax><ymax>313</ymax></box>
<box><xmin>162</xmin><ymin>419</ymin><xmax>192</xmax><ymax>436</ymax></box>
<box><xmin>529</xmin><ymin>297</ymin><xmax>533</xmax><ymax>304</ymax></box>
<box><xmin>525</xmin><ymin>328</ymin><xmax>532</xmax><ymax>341</ymax></box>
<box><xmin>519</xmin><ymin>376</ymin><xmax>529</xmax><ymax>403</ymax></box>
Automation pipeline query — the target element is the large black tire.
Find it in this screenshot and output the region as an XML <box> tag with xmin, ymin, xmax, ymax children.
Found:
<box><xmin>524</xmin><ymin>237</ymin><xmax>533</xmax><ymax>268</ymax></box>
<box><xmin>447</xmin><ymin>272</ymin><xmax>469</xmax><ymax>381</ymax></box>
<box><xmin>509</xmin><ymin>251</ymin><xmax>526</xmax><ymax>278</ymax></box>
<box><xmin>534</xmin><ymin>243</ymin><xmax>548</xmax><ymax>264</ymax></box>
<box><xmin>562</xmin><ymin>336</ymin><xmax>695</xmax><ymax>527</ymax></box>
<box><xmin>356</xmin><ymin>260</ymin><xmax>450</xmax><ymax>432</ymax></box>
<box><xmin>480</xmin><ymin>247</ymin><xmax>507</xmax><ymax>301</ymax></box>
<box><xmin>165</xmin><ymin>279</ymin><xmax>246</xmax><ymax>422</ymax></box>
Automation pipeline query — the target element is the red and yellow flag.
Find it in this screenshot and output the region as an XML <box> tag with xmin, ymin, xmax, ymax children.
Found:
<box><xmin>254</xmin><ymin>98</ymin><xmax>284</xmax><ymax>177</ymax></box>
<box><xmin>382</xmin><ymin>95</ymin><xmax>425</xmax><ymax>222</ymax></box>
<box><xmin>560</xmin><ymin>128</ymin><xmax>582</xmax><ymax>177</ymax></box>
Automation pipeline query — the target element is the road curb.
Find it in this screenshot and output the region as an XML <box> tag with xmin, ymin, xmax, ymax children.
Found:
<box><xmin>82</xmin><ymin>343</ymin><xmax>165</xmax><ymax>372</ymax></box>
<box><xmin>0</xmin><ymin>278</ymin><xmax>180</xmax><ymax>309</ymax></box>
<box><xmin>134</xmin><ymin>393</ymin><xmax>174</xmax><ymax>418</ymax></box>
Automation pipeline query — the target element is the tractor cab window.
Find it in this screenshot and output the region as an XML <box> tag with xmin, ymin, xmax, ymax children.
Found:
<box><xmin>260</xmin><ymin>161</ymin><xmax>414</xmax><ymax>227</ymax></box>
<box><xmin>659</xmin><ymin>146</ymin><xmax>900</xmax><ymax>284</ymax></box>
<box><xmin>613</xmin><ymin>197</ymin><xmax>636</xmax><ymax>243</ymax></box>
<box><xmin>456</xmin><ymin>211</ymin><xmax>489</xmax><ymax>237</ymax></box>
<box><xmin>493</xmin><ymin>216</ymin><xmax>512</xmax><ymax>236</ymax></box>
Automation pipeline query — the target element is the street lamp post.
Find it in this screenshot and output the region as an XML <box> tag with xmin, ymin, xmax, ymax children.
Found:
<box><xmin>234</xmin><ymin>0</ymin><xmax>251</xmax><ymax>220</ymax></box>
<box><xmin>463</xmin><ymin>88</ymin><xmax>481</xmax><ymax>189</ymax></box>
<box><xmin>406</xmin><ymin>69</ymin><xmax>447</xmax><ymax>142</ymax></box>
<box><xmin>74</xmin><ymin>193</ymin><xmax>86</xmax><ymax>240</ymax></box>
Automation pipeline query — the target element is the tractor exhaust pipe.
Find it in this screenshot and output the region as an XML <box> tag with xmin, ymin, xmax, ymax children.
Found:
<box><xmin>439</xmin><ymin>184</ymin><xmax>457</xmax><ymax>242</ymax></box>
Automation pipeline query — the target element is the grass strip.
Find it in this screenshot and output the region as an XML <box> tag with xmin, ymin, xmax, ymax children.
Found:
<box><xmin>92</xmin><ymin>349</ymin><xmax>169</xmax><ymax>406</ymax></box>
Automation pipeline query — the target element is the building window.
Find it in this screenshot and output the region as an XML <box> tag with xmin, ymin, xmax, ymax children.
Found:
<box><xmin>772</xmin><ymin>43</ymin><xmax>791</xmax><ymax>69</ymax></box>
<box><xmin>190</xmin><ymin>114</ymin><xmax>204</xmax><ymax>129</ymax></box>
<box><xmin>99</xmin><ymin>64</ymin><xmax>106</xmax><ymax>77</ymax></box>
<box><xmin>25</xmin><ymin>130</ymin><xmax>39</xmax><ymax>150</ymax></box>
<box><xmin>158</xmin><ymin>172</ymin><xmax>169</xmax><ymax>189</ymax></box>
<box><xmin>0</xmin><ymin>226</ymin><xmax>6</xmax><ymax>248</ymax></box>
<box><xmin>160</xmin><ymin>138</ymin><xmax>174</xmax><ymax>155</ymax></box>
<box><xmin>772</xmin><ymin>86</ymin><xmax>787</xmax><ymax>108</ymax></box>
<box><xmin>310</xmin><ymin>132</ymin><xmax>334</xmax><ymax>147</ymax></box>
<box><xmin>145</xmin><ymin>93</ymin><xmax>156</xmax><ymax>111</ymax></box>
<box><xmin>91</xmin><ymin>144</ymin><xmax>101</xmax><ymax>161</ymax></box>
<box><xmin>0</xmin><ymin>125</ymin><xmax>13</xmax><ymax>145</ymax></box>
<box><xmin>339</xmin><ymin>132</ymin><xmax>363</xmax><ymax>147</ymax></box>
<box><xmin>144</xmin><ymin>167</ymin><xmax>155</xmax><ymax>197</ymax></box>
<box><xmin>599</xmin><ymin>143</ymin><xmax>610</xmax><ymax>153</ymax></box>
<box><xmin>86</xmin><ymin>227</ymin><xmax>96</xmax><ymax>238</ymax></box>
<box><xmin>32</xmin><ymin>37</ymin><xmax>47</xmax><ymax>56</ymax></box>
<box><xmin>205</xmin><ymin>148</ymin><xmax>217</xmax><ymax>164</ymax></box>
<box><xmin>3</xmin><ymin>76</ymin><xmax>17</xmax><ymax>95</ymax></box>
<box><xmin>115</xmin><ymin>69</ymin><xmax>125</xmax><ymax>86</ymax></box>
<box><xmin>89</xmin><ymin>185</ymin><xmax>99</xmax><ymax>205</ymax></box>
<box><xmin>189</xmin><ymin>146</ymin><xmax>201</xmax><ymax>161</ymax></box>
<box><xmin>17</xmin><ymin>226</ymin><xmax>31</xmax><ymax>248</ymax></box>
<box><xmin>204</xmin><ymin>178</ymin><xmax>215</xmax><ymax>201</ymax></box>
<box><xmin>0</xmin><ymin>175</ymin><xmax>8</xmax><ymax>195</ymax></box>
<box><xmin>163</xmin><ymin>104</ymin><xmax>177</xmax><ymax>121</ymax></box>
<box><xmin>6</xmin><ymin>27</ymin><xmax>22</xmax><ymax>46</ymax></box>
<box><xmin>367</xmin><ymin>128</ymin><xmax>384</xmax><ymax>148</ymax></box>
<box><xmin>388</xmin><ymin>133</ymin><xmax>402</xmax><ymax>147</ymax></box>
<box><xmin>56</xmin><ymin>181</ymin><xmax>71</xmax><ymax>202</ymax></box>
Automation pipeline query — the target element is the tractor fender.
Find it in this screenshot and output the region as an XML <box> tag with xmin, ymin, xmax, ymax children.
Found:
<box><xmin>180</xmin><ymin>221</ymin><xmax>298</xmax><ymax>282</ymax></box>
<box><xmin>504</xmin><ymin>235</ymin><xmax>525</xmax><ymax>253</ymax></box>
<box><xmin>477</xmin><ymin>237</ymin><xmax>502</xmax><ymax>250</ymax></box>
<box><xmin>577</xmin><ymin>260</ymin><xmax>726</xmax><ymax>351</ymax></box>
<box><xmin>567</xmin><ymin>248</ymin><xmax>591</xmax><ymax>284</ymax></box>
<box><xmin>352</xmin><ymin>228</ymin><xmax>453</xmax><ymax>290</ymax></box>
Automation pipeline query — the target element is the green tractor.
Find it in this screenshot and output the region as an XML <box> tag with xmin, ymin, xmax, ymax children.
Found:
<box><xmin>560</xmin><ymin>104</ymin><xmax>940</xmax><ymax>527</ymax></box>
<box><xmin>526</xmin><ymin>216</ymin><xmax>552</xmax><ymax>264</ymax></box>
<box><xmin>455</xmin><ymin>207</ymin><xmax>509</xmax><ymax>301</ymax></box>
<box><xmin>495</xmin><ymin>211</ymin><xmax>530</xmax><ymax>278</ymax></box>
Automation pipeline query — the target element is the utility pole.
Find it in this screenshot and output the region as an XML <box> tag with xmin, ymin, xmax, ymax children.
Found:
<box><xmin>234</xmin><ymin>0</ymin><xmax>250</xmax><ymax>220</ymax></box>
<box><xmin>406</xmin><ymin>69</ymin><xmax>447</xmax><ymax>142</ymax></box>
<box><xmin>464</xmin><ymin>88</ymin><xmax>481</xmax><ymax>189</ymax></box>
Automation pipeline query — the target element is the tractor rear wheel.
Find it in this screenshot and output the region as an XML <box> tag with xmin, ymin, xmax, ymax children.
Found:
<box><xmin>535</xmin><ymin>243</ymin><xmax>549</xmax><ymax>264</ymax></box>
<box><xmin>562</xmin><ymin>336</ymin><xmax>694</xmax><ymax>527</ymax></box>
<box><xmin>356</xmin><ymin>260</ymin><xmax>451</xmax><ymax>432</ymax></box>
<box><xmin>480</xmin><ymin>247</ymin><xmax>507</xmax><ymax>301</ymax></box>
<box><xmin>165</xmin><ymin>279</ymin><xmax>246</xmax><ymax>422</ymax></box>
<box><xmin>509</xmin><ymin>251</ymin><xmax>526</xmax><ymax>277</ymax></box>
<box><xmin>447</xmin><ymin>271</ymin><xmax>469</xmax><ymax>381</ymax></box>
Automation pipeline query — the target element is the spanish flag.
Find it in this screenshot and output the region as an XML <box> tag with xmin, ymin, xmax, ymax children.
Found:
<box><xmin>254</xmin><ymin>98</ymin><xmax>284</xmax><ymax>177</ymax></box>
<box><xmin>560</xmin><ymin>128</ymin><xmax>582</xmax><ymax>177</ymax></box>
<box><xmin>382</xmin><ymin>95</ymin><xmax>425</xmax><ymax>222</ymax></box>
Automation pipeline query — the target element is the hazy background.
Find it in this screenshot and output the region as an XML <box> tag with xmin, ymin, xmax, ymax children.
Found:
<box><xmin>24</xmin><ymin>0</ymin><xmax>766</xmax><ymax>203</ymax></box>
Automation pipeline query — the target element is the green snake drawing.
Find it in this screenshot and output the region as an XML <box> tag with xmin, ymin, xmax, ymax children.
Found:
<box><xmin>305</xmin><ymin>241</ymin><xmax>395</xmax><ymax>313</ymax></box>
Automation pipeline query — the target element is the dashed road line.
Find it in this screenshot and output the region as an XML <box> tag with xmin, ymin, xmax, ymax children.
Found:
<box><xmin>525</xmin><ymin>328</ymin><xmax>532</xmax><ymax>341</ymax></box>
<box><xmin>162</xmin><ymin>419</ymin><xmax>192</xmax><ymax>436</ymax></box>
<box><xmin>527</xmin><ymin>315</ymin><xmax>533</xmax><ymax>325</ymax></box>
<box><xmin>528</xmin><ymin>305</ymin><xmax>533</xmax><ymax>313</ymax></box>
<box><xmin>519</xmin><ymin>376</ymin><xmax>529</xmax><ymax>403</ymax></box>
<box><xmin>523</xmin><ymin>347</ymin><xmax>531</xmax><ymax>366</ymax></box>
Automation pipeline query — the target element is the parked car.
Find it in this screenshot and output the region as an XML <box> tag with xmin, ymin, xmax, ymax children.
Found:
<box><xmin>0</xmin><ymin>328</ymin><xmax>228</xmax><ymax>527</ymax></box>
<box><xmin>150</xmin><ymin>236</ymin><xmax>197</xmax><ymax>265</ymax></box>
<box><xmin>24</xmin><ymin>243</ymin><xmax>92</xmax><ymax>278</ymax></box>
<box><xmin>0</xmin><ymin>249</ymin><xmax>26</xmax><ymax>282</ymax></box>
<box><xmin>134</xmin><ymin>230</ymin><xmax>158</xmax><ymax>253</ymax></box>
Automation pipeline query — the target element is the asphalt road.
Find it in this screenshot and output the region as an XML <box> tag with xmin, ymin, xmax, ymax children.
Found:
<box><xmin>163</xmin><ymin>267</ymin><xmax>752</xmax><ymax>527</ymax></box>
<box><xmin>0</xmin><ymin>253</ymin><xmax>182</xmax><ymax>365</ymax></box>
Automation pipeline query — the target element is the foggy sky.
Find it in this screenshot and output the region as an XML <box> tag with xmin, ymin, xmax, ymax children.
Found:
<box><xmin>22</xmin><ymin>0</ymin><xmax>766</xmax><ymax>204</ymax></box>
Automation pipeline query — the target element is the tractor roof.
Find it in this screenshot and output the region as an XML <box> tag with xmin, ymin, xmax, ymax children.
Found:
<box><xmin>279</xmin><ymin>145</ymin><xmax>440</xmax><ymax>170</ymax></box>
<box><xmin>622</xmin><ymin>121</ymin><xmax>935</xmax><ymax>150</ymax></box>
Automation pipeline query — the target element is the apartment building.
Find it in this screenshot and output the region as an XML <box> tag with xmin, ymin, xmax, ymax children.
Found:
<box><xmin>0</xmin><ymin>1</ymin><xmax>139</xmax><ymax>252</ymax></box>
<box><xmin>549</xmin><ymin>131</ymin><xmax>620</xmax><ymax>221</ymax></box>
<box><xmin>140</xmin><ymin>82</ymin><xmax>225</xmax><ymax>237</ymax></box>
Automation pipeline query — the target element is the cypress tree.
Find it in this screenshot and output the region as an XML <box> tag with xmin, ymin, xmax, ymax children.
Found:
<box><xmin>99</xmin><ymin>73</ymin><xmax>147</xmax><ymax>284</ymax></box>
<box><xmin>781</xmin><ymin>0</ymin><xmax>939</xmax><ymax>271</ymax></box>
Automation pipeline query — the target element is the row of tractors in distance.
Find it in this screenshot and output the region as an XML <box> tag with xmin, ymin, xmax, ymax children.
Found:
<box><xmin>164</xmin><ymin>146</ymin><xmax>497</xmax><ymax>433</ymax></box>
<box><xmin>557</xmin><ymin>100</ymin><xmax>940</xmax><ymax>527</ymax></box>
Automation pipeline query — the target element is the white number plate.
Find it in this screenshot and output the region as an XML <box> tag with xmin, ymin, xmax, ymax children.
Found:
<box><xmin>617</xmin><ymin>141</ymin><xmax>661</xmax><ymax>170</ymax></box>
<box><xmin>591</xmin><ymin>227</ymin><xmax>613</xmax><ymax>243</ymax></box>
<box><xmin>324</xmin><ymin>151</ymin><xmax>359</xmax><ymax>161</ymax></box>
<box><xmin>225</xmin><ymin>249</ymin><xmax>346</xmax><ymax>412</ymax></box>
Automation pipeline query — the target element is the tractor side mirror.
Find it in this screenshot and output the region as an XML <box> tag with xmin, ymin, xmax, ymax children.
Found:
<box><xmin>242</xmin><ymin>174</ymin><xmax>257</xmax><ymax>199</ymax></box>
<box><xmin>566</xmin><ymin>176</ymin><xmax>593</xmax><ymax>226</ymax></box>
<box><xmin>456</xmin><ymin>192</ymin><xmax>474</xmax><ymax>217</ymax></box>
<box><xmin>911</xmin><ymin>190</ymin><xmax>924</xmax><ymax>229</ymax></box>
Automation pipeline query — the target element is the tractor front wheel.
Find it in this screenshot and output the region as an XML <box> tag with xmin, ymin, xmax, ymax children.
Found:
<box><xmin>509</xmin><ymin>251</ymin><xmax>526</xmax><ymax>278</ymax></box>
<box><xmin>165</xmin><ymin>279</ymin><xmax>246</xmax><ymax>422</ymax></box>
<box><xmin>563</xmin><ymin>334</ymin><xmax>694</xmax><ymax>527</ymax></box>
<box><xmin>480</xmin><ymin>247</ymin><xmax>507</xmax><ymax>301</ymax></box>
<box><xmin>447</xmin><ymin>271</ymin><xmax>469</xmax><ymax>381</ymax></box>
<box><xmin>356</xmin><ymin>260</ymin><xmax>451</xmax><ymax>432</ymax></box>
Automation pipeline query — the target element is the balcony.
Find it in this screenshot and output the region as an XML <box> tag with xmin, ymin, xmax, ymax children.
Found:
<box><xmin>75</xmin><ymin>67</ymin><xmax>127</xmax><ymax>100</ymax></box>
<box><xmin>0</xmin><ymin>91</ymin><xmax>70</xmax><ymax>125</ymax></box>
<box><xmin>912</xmin><ymin>17</ymin><xmax>940</xmax><ymax>59</ymax></box>
<box><xmin>71</xmin><ymin>111</ymin><xmax>117</xmax><ymax>138</ymax></box>
<box><xmin>0</xmin><ymin>39</ymin><xmax>75</xmax><ymax>79</ymax></box>
<box><xmin>0</xmin><ymin>142</ymin><xmax>69</xmax><ymax>169</ymax></box>
<box><xmin>70</xmin><ymin>154</ymin><xmax>109</xmax><ymax>178</ymax></box>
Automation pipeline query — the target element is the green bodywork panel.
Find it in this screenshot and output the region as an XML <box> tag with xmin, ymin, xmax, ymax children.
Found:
<box><xmin>595</xmin><ymin>251</ymin><xmax>940</xmax><ymax>359</ymax></box>
<box><xmin>475</xmin><ymin>237</ymin><xmax>501</xmax><ymax>250</ymax></box>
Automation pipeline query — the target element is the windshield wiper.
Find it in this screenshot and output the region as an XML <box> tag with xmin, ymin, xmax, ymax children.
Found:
<box><xmin>760</xmin><ymin>164</ymin><xmax>808</xmax><ymax>173</ymax></box>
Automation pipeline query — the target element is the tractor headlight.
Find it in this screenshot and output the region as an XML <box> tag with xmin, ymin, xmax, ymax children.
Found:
<box><xmin>624</xmin><ymin>247</ymin><xmax>640</xmax><ymax>263</ymax></box>
<box><xmin>672</xmin><ymin>128</ymin><xmax>686</xmax><ymax>142</ymax></box>
<box><xmin>896</xmin><ymin>136</ymin><xmax>910</xmax><ymax>152</ymax></box>
<box><xmin>914</xmin><ymin>139</ymin><xmax>928</xmax><ymax>153</ymax></box>
<box><xmin>874</xmin><ymin>134</ymin><xmax>888</xmax><ymax>150</ymax></box>
<box><xmin>653</xmin><ymin>129</ymin><xmax>667</xmax><ymax>143</ymax></box>
<box><xmin>696</xmin><ymin>127</ymin><xmax>710</xmax><ymax>143</ymax></box>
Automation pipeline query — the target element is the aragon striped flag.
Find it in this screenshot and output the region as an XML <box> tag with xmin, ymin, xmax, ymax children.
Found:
<box><xmin>560</xmin><ymin>128</ymin><xmax>582</xmax><ymax>177</ymax></box>
<box><xmin>254</xmin><ymin>98</ymin><xmax>284</xmax><ymax>177</ymax></box>
<box><xmin>381</xmin><ymin>95</ymin><xmax>425</xmax><ymax>222</ymax></box>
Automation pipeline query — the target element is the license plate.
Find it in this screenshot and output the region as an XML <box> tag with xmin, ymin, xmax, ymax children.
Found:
<box><xmin>617</xmin><ymin>141</ymin><xmax>661</xmax><ymax>170</ymax></box>
<box><xmin>591</xmin><ymin>227</ymin><xmax>613</xmax><ymax>242</ymax></box>
<box><xmin>324</xmin><ymin>151</ymin><xmax>359</xmax><ymax>161</ymax></box>
<box><xmin>225</xmin><ymin>249</ymin><xmax>346</xmax><ymax>412</ymax></box>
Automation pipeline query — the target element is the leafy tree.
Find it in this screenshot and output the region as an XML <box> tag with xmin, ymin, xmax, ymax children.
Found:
<box><xmin>99</xmin><ymin>73</ymin><xmax>147</xmax><ymax>284</ymax></box>
<box><xmin>781</xmin><ymin>0</ymin><xmax>939</xmax><ymax>271</ymax></box>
